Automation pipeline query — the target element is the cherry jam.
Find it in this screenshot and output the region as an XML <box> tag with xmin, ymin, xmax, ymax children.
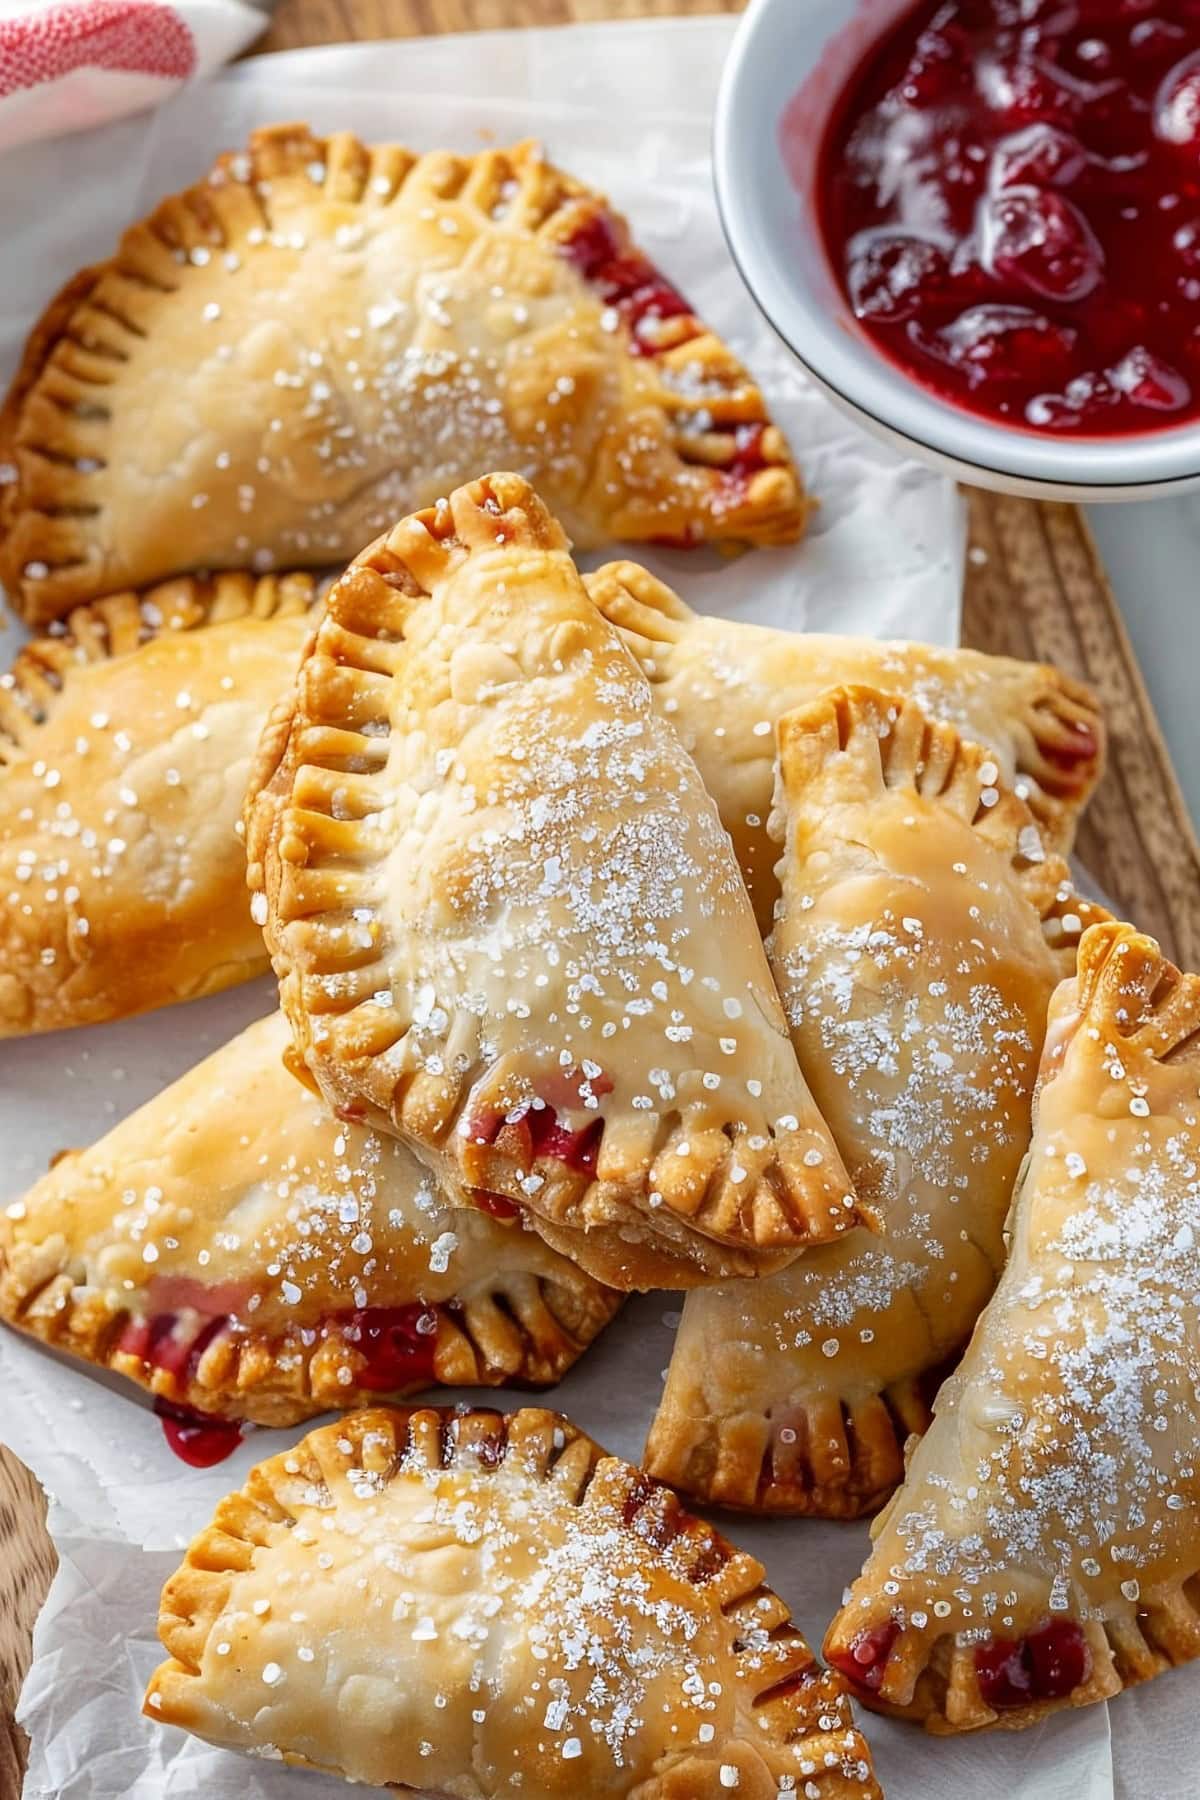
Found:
<box><xmin>975</xmin><ymin>1617</ymin><xmax>1090</xmax><ymax>1706</ymax></box>
<box><xmin>560</xmin><ymin>212</ymin><xmax>692</xmax><ymax>352</ymax></box>
<box><xmin>817</xmin><ymin>0</ymin><xmax>1200</xmax><ymax>432</ymax></box>
<box><xmin>330</xmin><ymin>1305</ymin><xmax>439</xmax><ymax>1391</ymax></box>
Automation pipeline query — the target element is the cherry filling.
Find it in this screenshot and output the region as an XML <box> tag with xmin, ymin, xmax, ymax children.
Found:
<box><xmin>526</xmin><ymin>1106</ymin><xmax>605</xmax><ymax>1174</ymax></box>
<box><xmin>827</xmin><ymin>1620</ymin><xmax>901</xmax><ymax>1693</ymax></box>
<box><xmin>466</xmin><ymin>1073</ymin><xmax>610</xmax><ymax>1178</ymax></box>
<box><xmin>814</xmin><ymin>0</ymin><xmax>1200</xmax><ymax>433</ymax></box>
<box><xmin>975</xmin><ymin>1618</ymin><xmax>1090</xmax><ymax>1708</ymax></box>
<box><xmin>473</xmin><ymin>1190</ymin><xmax>522</xmax><ymax>1221</ymax></box>
<box><xmin>153</xmin><ymin>1397</ymin><xmax>243</xmax><ymax>1468</ymax></box>
<box><xmin>328</xmin><ymin>1304</ymin><xmax>440</xmax><ymax>1392</ymax></box>
<box><xmin>558</xmin><ymin>211</ymin><xmax>693</xmax><ymax>353</ymax></box>
<box><xmin>1036</xmin><ymin>719</ymin><xmax>1102</xmax><ymax>791</ymax></box>
<box><xmin>117</xmin><ymin>1311</ymin><xmax>227</xmax><ymax>1383</ymax></box>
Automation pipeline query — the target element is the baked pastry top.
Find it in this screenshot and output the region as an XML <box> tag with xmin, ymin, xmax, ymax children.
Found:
<box><xmin>826</xmin><ymin>921</ymin><xmax>1200</xmax><ymax>1733</ymax></box>
<box><xmin>0</xmin><ymin>1013</ymin><xmax>619</xmax><ymax>1429</ymax></box>
<box><xmin>587</xmin><ymin>561</ymin><xmax>1104</xmax><ymax>932</ymax></box>
<box><xmin>145</xmin><ymin>1404</ymin><xmax>881</xmax><ymax>1798</ymax></box>
<box><xmin>245</xmin><ymin>472</ymin><xmax>862</xmax><ymax>1291</ymax></box>
<box><xmin>645</xmin><ymin>687</ymin><xmax>1106</xmax><ymax>1517</ymax></box>
<box><xmin>0</xmin><ymin>569</ymin><xmax>318</xmax><ymax>1036</ymax></box>
<box><xmin>1</xmin><ymin>126</ymin><xmax>807</xmax><ymax>626</ymax></box>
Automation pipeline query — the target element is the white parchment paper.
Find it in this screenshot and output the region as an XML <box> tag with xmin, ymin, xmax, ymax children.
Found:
<box><xmin>2</xmin><ymin>16</ymin><xmax>1180</xmax><ymax>1800</ymax></box>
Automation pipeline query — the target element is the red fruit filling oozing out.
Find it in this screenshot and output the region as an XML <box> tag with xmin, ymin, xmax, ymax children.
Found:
<box><xmin>814</xmin><ymin>0</ymin><xmax>1200</xmax><ymax>433</ymax></box>
<box><xmin>467</xmin><ymin>1071</ymin><xmax>612</xmax><ymax>1184</ymax></box>
<box><xmin>1036</xmin><ymin>718</ymin><xmax>1102</xmax><ymax>793</ymax></box>
<box><xmin>117</xmin><ymin>1311</ymin><xmax>227</xmax><ymax>1384</ymax></box>
<box><xmin>831</xmin><ymin>1614</ymin><xmax>1089</xmax><ymax>1709</ymax></box>
<box><xmin>975</xmin><ymin>1618</ymin><xmax>1091</xmax><ymax>1708</ymax></box>
<box><xmin>327</xmin><ymin>1304</ymin><xmax>440</xmax><ymax>1392</ymax></box>
<box><xmin>828</xmin><ymin>1620</ymin><xmax>901</xmax><ymax>1693</ymax></box>
<box><xmin>558</xmin><ymin>211</ymin><xmax>693</xmax><ymax>353</ymax></box>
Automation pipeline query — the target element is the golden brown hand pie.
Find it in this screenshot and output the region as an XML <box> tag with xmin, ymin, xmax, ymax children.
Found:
<box><xmin>1</xmin><ymin>125</ymin><xmax>807</xmax><ymax>627</ymax></box>
<box><xmin>586</xmin><ymin>561</ymin><xmax>1104</xmax><ymax>932</ymax></box>
<box><xmin>0</xmin><ymin>1013</ymin><xmax>619</xmax><ymax>1429</ymax></box>
<box><xmin>0</xmin><ymin>569</ymin><xmax>320</xmax><ymax>1036</ymax></box>
<box><xmin>645</xmin><ymin>687</ymin><xmax>1106</xmax><ymax>1518</ymax></box>
<box><xmin>145</xmin><ymin>1404</ymin><xmax>881</xmax><ymax>1799</ymax></box>
<box><xmin>245</xmin><ymin>473</ymin><xmax>862</xmax><ymax>1292</ymax></box>
<box><xmin>825</xmin><ymin>921</ymin><xmax>1200</xmax><ymax>1733</ymax></box>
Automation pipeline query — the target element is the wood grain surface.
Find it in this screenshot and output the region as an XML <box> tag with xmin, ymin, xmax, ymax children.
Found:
<box><xmin>3</xmin><ymin>2</ymin><xmax>1199</xmax><ymax>1793</ymax></box>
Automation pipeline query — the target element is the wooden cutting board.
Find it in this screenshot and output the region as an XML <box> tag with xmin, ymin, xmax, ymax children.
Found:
<box><xmin>4</xmin><ymin>2</ymin><xmax>1200</xmax><ymax>1790</ymax></box>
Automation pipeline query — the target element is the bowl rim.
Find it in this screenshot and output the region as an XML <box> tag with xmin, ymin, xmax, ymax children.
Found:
<box><xmin>712</xmin><ymin>0</ymin><xmax>1200</xmax><ymax>493</ymax></box>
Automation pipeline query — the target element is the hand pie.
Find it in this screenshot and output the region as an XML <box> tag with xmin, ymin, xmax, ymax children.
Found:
<box><xmin>0</xmin><ymin>569</ymin><xmax>319</xmax><ymax>1036</ymax></box>
<box><xmin>826</xmin><ymin>921</ymin><xmax>1200</xmax><ymax>1733</ymax></box>
<box><xmin>1</xmin><ymin>125</ymin><xmax>807</xmax><ymax>626</ymax></box>
<box><xmin>145</xmin><ymin>1404</ymin><xmax>881</xmax><ymax>1799</ymax></box>
<box><xmin>645</xmin><ymin>687</ymin><xmax>1105</xmax><ymax>1517</ymax></box>
<box><xmin>0</xmin><ymin>1013</ymin><xmax>619</xmax><ymax>1435</ymax></box>
<box><xmin>245</xmin><ymin>472</ymin><xmax>861</xmax><ymax>1292</ymax></box>
<box><xmin>586</xmin><ymin>561</ymin><xmax>1104</xmax><ymax>932</ymax></box>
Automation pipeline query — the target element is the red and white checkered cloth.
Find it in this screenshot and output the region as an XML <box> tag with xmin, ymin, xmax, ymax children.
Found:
<box><xmin>0</xmin><ymin>0</ymin><xmax>268</xmax><ymax>148</ymax></box>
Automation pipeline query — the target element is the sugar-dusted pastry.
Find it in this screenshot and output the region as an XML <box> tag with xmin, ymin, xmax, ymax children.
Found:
<box><xmin>1</xmin><ymin>127</ymin><xmax>807</xmax><ymax>626</ymax></box>
<box><xmin>0</xmin><ymin>569</ymin><xmax>320</xmax><ymax>1036</ymax></box>
<box><xmin>645</xmin><ymin>687</ymin><xmax>1105</xmax><ymax>1517</ymax></box>
<box><xmin>245</xmin><ymin>473</ymin><xmax>861</xmax><ymax>1292</ymax></box>
<box><xmin>0</xmin><ymin>1014</ymin><xmax>619</xmax><ymax>1450</ymax></box>
<box><xmin>586</xmin><ymin>561</ymin><xmax>1104</xmax><ymax>931</ymax></box>
<box><xmin>826</xmin><ymin>920</ymin><xmax>1200</xmax><ymax>1732</ymax></box>
<box><xmin>145</xmin><ymin>1404</ymin><xmax>881</xmax><ymax>1798</ymax></box>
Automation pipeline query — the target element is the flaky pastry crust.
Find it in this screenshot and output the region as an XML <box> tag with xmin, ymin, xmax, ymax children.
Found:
<box><xmin>586</xmin><ymin>560</ymin><xmax>1105</xmax><ymax>932</ymax></box>
<box><xmin>0</xmin><ymin>568</ymin><xmax>320</xmax><ymax>1035</ymax></box>
<box><xmin>1</xmin><ymin>125</ymin><xmax>807</xmax><ymax>625</ymax></box>
<box><xmin>245</xmin><ymin>474</ymin><xmax>862</xmax><ymax>1291</ymax></box>
<box><xmin>826</xmin><ymin>921</ymin><xmax>1200</xmax><ymax>1732</ymax></box>
<box><xmin>645</xmin><ymin>687</ymin><xmax>1107</xmax><ymax>1517</ymax></box>
<box><xmin>0</xmin><ymin>1013</ymin><xmax>619</xmax><ymax>1427</ymax></box>
<box><xmin>145</xmin><ymin>1404</ymin><xmax>880</xmax><ymax>1798</ymax></box>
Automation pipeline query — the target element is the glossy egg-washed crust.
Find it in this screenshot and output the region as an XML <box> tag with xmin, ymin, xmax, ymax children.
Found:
<box><xmin>826</xmin><ymin>922</ymin><xmax>1200</xmax><ymax>1733</ymax></box>
<box><xmin>586</xmin><ymin>560</ymin><xmax>1105</xmax><ymax>933</ymax></box>
<box><xmin>146</xmin><ymin>1405</ymin><xmax>880</xmax><ymax>1798</ymax></box>
<box><xmin>0</xmin><ymin>125</ymin><xmax>807</xmax><ymax>626</ymax></box>
<box><xmin>645</xmin><ymin>686</ymin><xmax>1107</xmax><ymax>1519</ymax></box>
<box><xmin>0</xmin><ymin>569</ymin><xmax>321</xmax><ymax>1036</ymax></box>
<box><xmin>245</xmin><ymin>473</ymin><xmax>863</xmax><ymax>1293</ymax></box>
<box><xmin>0</xmin><ymin>1014</ymin><xmax>620</xmax><ymax>1427</ymax></box>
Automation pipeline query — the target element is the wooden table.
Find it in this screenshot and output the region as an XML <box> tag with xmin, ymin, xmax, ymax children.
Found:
<box><xmin>5</xmin><ymin>2</ymin><xmax>1200</xmax><ymax>1792</ymax></box>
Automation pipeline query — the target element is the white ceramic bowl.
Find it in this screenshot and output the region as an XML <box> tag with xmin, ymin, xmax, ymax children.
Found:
<box><xmin>714</xmin><ymin>0</ymin><xmax>1200</xmax><ymax>500</ymax></box>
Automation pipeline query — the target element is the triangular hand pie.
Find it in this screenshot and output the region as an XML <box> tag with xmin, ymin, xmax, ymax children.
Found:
<box><xmin>245</xmin><ymin>473</ymin><xmax>861</xmax><ymax>1291</ymax></box>
<box><xmin>145</xmin><ymin>1404</ymin><xmax>881</xmax><ymax>1799</ymax></box>
<box><xmin>0</xmin><ymin>1013</ymin><xmax>619</xmax><ymax>1433</ymax></box>
<box><xmin>826</xmin><ymin>922</ymin><xmax>1200</xmax><ymax>1733</ymax></box>
<box><xmin>645</xmin><ymin>688</ymin><xmax>1106</xmax><ymax>1517</ymax></box>
<box><xmin>1</xmin><ymin>126</ymin><xmax>807</xmax><ymax>626</ymax></box>
<box><xmin>0</xmin><ymin>569</ymin><xmax>319</xmax><ymax>1036</ymax></box>
<box><xmin>586</xmin><ymin>561</ymin><xmax>1104</xmax><ymax>932</ymax></box>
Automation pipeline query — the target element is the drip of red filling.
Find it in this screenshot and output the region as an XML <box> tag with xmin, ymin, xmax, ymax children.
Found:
<box><xmin>558</xmin><ymin>211</ymin><xmax>692</xmax><ymax>353</ymax></box>
<box><xmin>331</xmin><ymin>1305</ymin><xmax>440</xmax><ymax>1392</ymax></box>
<box><xmin>975</xmin><ymin>1618</ymin><xmax>1090</xmax><ymax>1707</ymax></box>
<box><xmin>828</xmin><ymin>1620</ymin><xmax>901</xmax><ymax>1693</ymax></box>
<box><xmin>153</xmin><ymin>1397</ymin><xmax>243</xmax><ymax>1468</ymax></box>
